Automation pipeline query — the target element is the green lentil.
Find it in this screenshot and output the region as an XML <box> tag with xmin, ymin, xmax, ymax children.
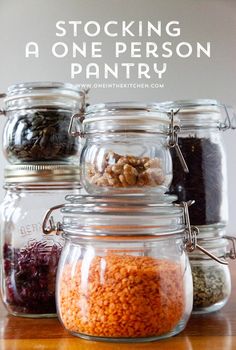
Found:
<box><xmin>192</xmin><ymin>264</ymin><xmax>228</xmax><ymax>309</ymax></box>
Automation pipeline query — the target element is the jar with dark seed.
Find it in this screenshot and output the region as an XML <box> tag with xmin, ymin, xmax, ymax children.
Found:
<box><xmin>159</xmin><ymin>100</ymin><xmax>236</xmax><ymax>315</ymax></box>
<box><xmin>160</xmin><ymin>99</ymin><xmax>235</xmax><ymax>232</ymax></box>
<box><xmin>1</xmin><ymin>82</ymin><xmax>87</xmax><ymax>164</ymax></box>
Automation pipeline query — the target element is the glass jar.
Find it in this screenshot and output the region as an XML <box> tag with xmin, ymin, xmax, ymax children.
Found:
<box><xmin>71</xmin><ymin>102</ymin><xmax>178</xmax><ymax>195</ymax></box>
<box><xmin>43</xmin><ymin>194</ymin><xmax>196</xmax><ymax>342</ymax></box>
<box><xmin>160</xmin><ymin>99</ymin><xmax>234</xmax><ymax>230</ymax></box>
<box><xmin>0</xmin><ymin>164</ymin><xmax>80</xmax><ymax>318</ymax></box>
<box><xmin>189</xmin><ymin>235</ymin><xmax>234</xmax><ymax>314</ymax></box>
<box><xmin>0</xmin><ymin>82</ymin><xmax>87</xmax><ymax>164</ymax></box>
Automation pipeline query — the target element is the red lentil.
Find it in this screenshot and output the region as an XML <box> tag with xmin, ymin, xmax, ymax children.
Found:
<box><xmin>59</xmin><ymin>254</ymin><xmax>185</xmax><ymax>338</ymax></box>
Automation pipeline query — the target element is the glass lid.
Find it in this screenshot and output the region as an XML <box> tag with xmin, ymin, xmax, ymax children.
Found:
<box><xmin>82</xmin><ymin>102</ymin><xmax>173</xmax><ymax>134</ymax></box>
<box><xmin>56</xmin><ymin>194</ymin><xmax>185</xmax><ymax>238</ymax></box>
<box><xmin>5</xmin><ymin>82</ymin><xmax>83</xmax><ymax>101</ymax></box>
<box><xmin>2</xmin><ymin>82</ymin><xmax>87</xmax><ymax>112</ymax></box>
<box><xmin>159</xmin><ymin>99</ymin><xmax>234</xmax><ymax>130</ymax></box>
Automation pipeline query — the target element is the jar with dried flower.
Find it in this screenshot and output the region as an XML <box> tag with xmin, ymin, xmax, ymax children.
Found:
<box><xmin>0</xmin><ymin>164</ymin><xmax>80</xmax><ymax>317</ymax></box>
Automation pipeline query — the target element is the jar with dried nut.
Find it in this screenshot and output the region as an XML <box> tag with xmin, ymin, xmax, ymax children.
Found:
<box><xmin>71</xmin><ymin>102</ymin><xmax>175</xmax><ymax>194</ymax></box>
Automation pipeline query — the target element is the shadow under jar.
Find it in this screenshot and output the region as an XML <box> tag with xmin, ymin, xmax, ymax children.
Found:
<box><xmin>1</xmin><ymin>82</ymin><xmax>86</xmax><ymax>164</ymax></box>
<box><xmin>160</xmin><ymin>99</ymin><xmax>235</xmax><ymax>229</ymax></box>
<box><xmin>71</xmin><ymin>102</ymin><xmax>175</xmax><ymax>194</ymax></box>
<box><xmin>43</xmin><ymin>194</ymin><xmax>197</xmax><ymax>342</ymax></box>
<box><xmin>0</xmin><ymin>164</ymin><xmax>81</xmax><ymax>317</ymax></box>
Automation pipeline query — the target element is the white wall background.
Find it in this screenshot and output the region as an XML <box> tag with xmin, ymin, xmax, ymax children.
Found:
<box><xmin>0</xmin><ymin>0</ymin><xmax>235</xmax><ymax>233</ymax></box>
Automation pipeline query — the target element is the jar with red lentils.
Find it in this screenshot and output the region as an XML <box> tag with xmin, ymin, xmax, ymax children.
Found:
<box><xmin>70</xmin><ymin>102</ymin><xmax>182</xmax><ymax>195</ymax></box>
<box><xmin>43</xmin><ymin>194</ymin><xmax>198</xmax><ymax>342</ymax></box>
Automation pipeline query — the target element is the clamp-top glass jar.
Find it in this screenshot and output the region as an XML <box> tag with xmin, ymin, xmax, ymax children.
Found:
<box><xmin>189</xmin><ymin>226</ymin><xmax>236</xmax><ymax>314</ymax></box>
<box><xmin>1</xmin><ymin>82</ymin><xmax>87</xmax><ymax>164</ymax></box>
<box><xmin>0</xmin><ymin>164</ymin><xmax>80</xmax><ymax>318</ymax></box>
<box><xmin>43</xmin><ymin>194</ymin><xmax>195</xmax><ymax>342</ymax></box>
<box><xmin>160</xmin><ymin>99</ymin><xmax>234</xmax><ymax>230</ymax></box>
<box><xmin>190</xmin><ymin>234</ymin><xmax>236</xmax><ymax>314</ymax></box>
<box><xmin>70</xmin><ymin>102</ymin><xmax>182</xmax><ymax>195</ymax></box>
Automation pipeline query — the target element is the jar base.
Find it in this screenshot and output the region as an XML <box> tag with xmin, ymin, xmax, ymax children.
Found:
<box><xmin>192</xmin><ymin>299</ymin><xmax>228</xmax><ymax>315</ymax></box>
<box><xmin>84</xmin><ymin>185</ymin><xmax>168</xmax><ymax>196</ymax></box>
<box><xmin>7</xmin><ymin>311</ymin><xmax>58</xmax><ymax>319</ymax></box>
<box><xmin>67</xmin><ymin>320</ymin><xmax>187</xmax><ymax>343</ymax></box>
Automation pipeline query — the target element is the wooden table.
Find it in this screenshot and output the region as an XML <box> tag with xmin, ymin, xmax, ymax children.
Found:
<box><xmin>0</xmin><ymin>263</ymin><xmax>235</xmax><ymax>350</ymax></box>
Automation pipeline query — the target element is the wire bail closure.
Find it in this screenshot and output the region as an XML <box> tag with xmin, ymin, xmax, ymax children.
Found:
<box><xmin>168</xmin><ymin>109</ymin><xmax>189</xmax><ymax>173</ymax></box>
<box><xmin>176</xmin><ymin>200</ymin><xmax>198</xmax><ymax>252</ymax></box>
<box><xmin>0</xmin><ymin>108</ymin><xmax>5</xmax><ymax>116</ymax></box>
<box><xmin>176</xmin><ymin>201</ymin><xmax>229</xmax><ymax>265</ymax></box>
<box><xmin>42</xmin><ymin>204</ymin><xmax>65</xmax><ymax>235</ymax></box>
<box><xmin>68</xmin><ymin>88</ymin><xmax>89</xmax><ymax>137</ymax></box>
<box><xmin>220</xmin><ymin>104</ymin><xmax>236</xmax><ymax>131</ymax></box>
<box><xmin>223</xmin><ymin>235</ymin><xmax>236</xmax><ymax>260</ymax></box>
<box><xmin>0</xmin><ymin>93</ymin><xmax>6</xmax><ymax>115</ymax></box>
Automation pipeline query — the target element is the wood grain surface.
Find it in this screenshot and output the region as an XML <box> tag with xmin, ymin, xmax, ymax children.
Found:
<box><xmin>0</xmin><ymin>262</ymin><xmax>235</xmax><ymax>350</ymax></box>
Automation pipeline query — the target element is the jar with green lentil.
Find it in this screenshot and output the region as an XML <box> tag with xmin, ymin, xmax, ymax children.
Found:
<box><xmin>43</xmin><ymin>194</ymin><xmax>195</xmax><ymax>342</ymax></box>
<box><xmin>190</xmin><ymin>236</ymin><xmax>232</xmax><ymax>314</ymax></box>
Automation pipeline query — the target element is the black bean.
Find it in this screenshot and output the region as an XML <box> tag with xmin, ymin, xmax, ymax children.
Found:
<box><xmin>168</xmin><ymin>137</ymin><xmax>223</xmax><ymax>225</ymax></box>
